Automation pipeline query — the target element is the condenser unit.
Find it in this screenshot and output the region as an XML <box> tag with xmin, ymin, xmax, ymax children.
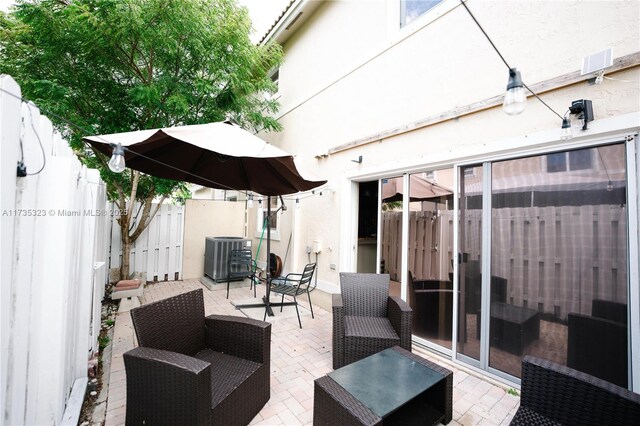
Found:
<box><xmin>204</xmin><ymin>237</ymin><xmax>251</xmax><ymax>282</ymax></box>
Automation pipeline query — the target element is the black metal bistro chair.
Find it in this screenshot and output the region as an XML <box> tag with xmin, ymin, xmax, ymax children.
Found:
<box><xmin>265</xmin><ymin>263</ymin><xmax>316</xmax><ymax>328</ymax></box>
<box><xmin>226</xmin><ymin>249</ymin><xmax>258</xmax><ymax>299</ymax></box>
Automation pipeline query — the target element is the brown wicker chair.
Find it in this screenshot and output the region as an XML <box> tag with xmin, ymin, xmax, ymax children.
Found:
<box><xmin>332</xmin><ymin>273</ymin><xmax>412</xmax><ymax>369</ymax></box>
<box><xmin>511</xmin><ymin>356</ymin><xmax>640</xmax><ymax>425</ymax></box>
<box><xmin>124</xmin><ymin>289</ymin><xmax>271</xmax><ymax>426</ymax></box>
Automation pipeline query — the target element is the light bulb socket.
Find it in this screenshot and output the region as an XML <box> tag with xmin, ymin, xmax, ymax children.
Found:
<box><xmin>506</xmin><ymin>68</ymin><xmax>523</xmax><ymax>90</ymax></box>
<box><xmin>111</xmin><ymin>143</ymin><xmax>125</xmax><ymax>157</ymax></box>
<box><xmin>560</xmin><ymin>117</ymin><xmax>573</xmax><ymax>140</ymax></box>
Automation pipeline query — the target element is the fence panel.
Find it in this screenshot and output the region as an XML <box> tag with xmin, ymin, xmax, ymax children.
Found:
<box><xmin>486</xmin><ymin>204</ymin><xmax>628</xmax><ymax>320</ymax></box>
<box><xmin>382</xmin><ymin>208</ymin><xmax>453</xmax><ymax>282</ymax></box>
<box><xmin>381</xmin><ymin>202</ymin><xmax>626</xmax><ymax>321</ymax></box>
<box><xmin>108</xmin><ymin>202</ymin><xmax>184</xmax><ymax>281</ymax></box>
<box><xmin>1</xmin><ymin>75</ymin><xmax>109</xmax><ymax>425</ymax></box>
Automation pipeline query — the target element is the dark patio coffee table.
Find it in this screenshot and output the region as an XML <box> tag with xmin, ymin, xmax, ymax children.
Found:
<box><xmin>313</xmin><ymin>346</ymin><xmax>452</xmax><ymax>425</ymax></box>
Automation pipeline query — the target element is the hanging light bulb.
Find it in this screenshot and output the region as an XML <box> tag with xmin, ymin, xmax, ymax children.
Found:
<box><xmin>503</xmin><ymin>68</ymin><xmax>527</xmax><ymax>115</ymax></box>
<box><xmin>607</xmin><ymin>181</ymin><xmax>614</xmax><ymax>192</ymax></box>
<box><xmin>560</xmin><ymin>117</ymin><xmax>573</xmax><ymax>140</ymax></box>
<box><xmin>247</xmin><ymin>192</ymin><xmax>254</xmax><ymax>208</ymax></box>
<box><xmin>108</xmin><ymin>143</ymin><xmax>126</xmax><ymax>173</ymax></box>
<box><xmin>296</xmin><ymin>198</ymin><xmax>300</xmax><ymax>209</ymax></box>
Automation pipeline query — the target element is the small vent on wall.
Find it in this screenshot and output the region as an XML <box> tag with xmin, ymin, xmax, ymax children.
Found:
<box><xmin>581</xmin><ymin>48</ymin><xmax>613</xmax><ymax>75</ymax></box>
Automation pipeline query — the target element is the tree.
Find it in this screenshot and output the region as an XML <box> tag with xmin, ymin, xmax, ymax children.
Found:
<box><xmin>1</xmin><ymin>0</ymin><xmax>283</xmax><ymax>279</ymax></box>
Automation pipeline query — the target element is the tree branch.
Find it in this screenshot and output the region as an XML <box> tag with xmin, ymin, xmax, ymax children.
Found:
<box><xmin>129</xmin><ymin>193</ymin><xmax>167</xmax><ymax>242</ymax></box>
<box><xmin>127</xmin><ymin>170</ymin><xmax>140</xmax><ymax>219</ymax></box>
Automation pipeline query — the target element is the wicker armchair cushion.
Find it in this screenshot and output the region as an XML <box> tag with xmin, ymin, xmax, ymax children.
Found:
<box><xmin>591</xmin><ymin>299</ymin><xmax>626</xmax><ymax>324</ymax></box>
<box><xmin>344</xmin><ymin>316</ymin><xmax>399</xmax><ymax>340</ymax></box>
<box><xmin>195</xmin><ymin>349</ymin><xmax>261</xmax><ymax>408</ymax></box>
<box><xmin>511</xmin><ymin>355</ymin><xmax>640</xmax><ymax>425</ymax></box>
<box><xmin>340</xmin><ymin>272</ymin><xmax>390</xmax><ymax>317</ymax></box>
<box><xmin>510</xmin><ymin>406</ymin><xmax>560</xmax><ymax>426</ymax></box>
<box><xmin>131</xmin><ymin>289</ymin><xmax>205</xmax><ymax>356</ymax></box>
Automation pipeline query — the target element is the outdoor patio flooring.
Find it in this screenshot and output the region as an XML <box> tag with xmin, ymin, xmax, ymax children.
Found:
<box><xmin>103</xmin><ymin>279</ymin><xmax>520</xmax><ymax>425</ymax></box>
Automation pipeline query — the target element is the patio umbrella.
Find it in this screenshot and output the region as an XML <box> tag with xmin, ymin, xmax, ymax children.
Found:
<box><xmin>84</xmin><ymin>120</ymin><xmax>326</xmax><ymax>316</ymax></box>
<box><xmin>84</xmin><ymin>121</ymin><xmax>325</xmax><ymax>195</ymax></box>
<box><xmin>382</xmin><ymin>175</ymin><xmax>452</xmax><ymax>203</ymax></box>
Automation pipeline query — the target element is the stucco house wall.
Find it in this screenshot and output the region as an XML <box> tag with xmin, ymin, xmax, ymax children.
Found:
<box><xmin>254</xmin><ymin>0</ymin><xmax>639</xmax><ymax>294</ymax></box>
<box><xmin>250</xmin><ymin>0</ymin><xmax>640</xmax><ymax>388</ymax></box>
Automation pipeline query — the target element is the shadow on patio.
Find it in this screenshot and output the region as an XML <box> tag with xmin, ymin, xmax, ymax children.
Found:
<box><xmin>103</xmin><ymin>279</ymin><xmax>520</xmax><ymax>425</ymax></box>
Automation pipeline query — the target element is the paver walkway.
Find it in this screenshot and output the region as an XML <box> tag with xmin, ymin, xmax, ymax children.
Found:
<box><xmin>104</xmin><ymin>279</ymin><xmax>519</xmax><ymax>425</ymax></box>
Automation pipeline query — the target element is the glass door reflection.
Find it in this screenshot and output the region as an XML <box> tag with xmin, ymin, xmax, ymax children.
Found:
<box><xmin>405</xmin><ymin>171</ymin><xmax>455</xmax><ymax>349</ymax></box>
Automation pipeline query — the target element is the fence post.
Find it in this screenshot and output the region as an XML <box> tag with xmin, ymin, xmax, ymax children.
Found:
<box><xmin>1</xmin><ymin>74</ymin><xmax>22</xmax><ymax>426</ymax></box>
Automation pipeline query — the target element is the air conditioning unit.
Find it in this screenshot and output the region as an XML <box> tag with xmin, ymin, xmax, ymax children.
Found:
<box><xmin>204</xmin><ymin>237</ymin><xmax>251</xmax><ymax>282</ymax></box>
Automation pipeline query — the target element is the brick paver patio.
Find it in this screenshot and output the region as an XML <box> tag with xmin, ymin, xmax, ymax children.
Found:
<box><xmin>103</xmin><ymin>279</ymin><xmax>520</xmax><ymax>425</ymax></box>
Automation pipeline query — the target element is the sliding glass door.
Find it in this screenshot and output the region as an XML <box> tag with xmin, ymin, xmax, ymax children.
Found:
<box><xmin>458</xmin><ymin>142</ymin><xmax>630</xmax><ymax>386</ymax></box>
<box><xmin>406</xmin><ymin>171</ymin><xmax>454</xmax><ymax>350</ymax></box>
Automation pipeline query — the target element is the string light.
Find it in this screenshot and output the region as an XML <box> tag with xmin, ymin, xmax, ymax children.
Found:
<box><xmin>1</xmin><ymin>88</ymin><xmax>333</xmax><ymax>202</ymax></box>
<box><xmin>459</xmin><ymin>0</ymin><xmax>564</xmax><ymax>122</ymax></box>
<box><xmin>108</xmin><ymin>143</ymin><xmax>126</xmax><ymax>172</ymax></box>
<box><xmin>560</xmin><ymin>117</ymin><xmax>572</xmax><ymax>140</ymax></box>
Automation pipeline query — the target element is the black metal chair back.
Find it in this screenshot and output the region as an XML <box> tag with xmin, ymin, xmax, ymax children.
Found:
<box><xmin>294</xmin><ymin>262</ymin><xmax>316</xmax><ymax>292</ymax></box>
<box><xmin>226</xmin><ymin>249</ymin><xmax>255</xmax><ymax>299</ymax></box>
<box><xmin>266</xmin><ymin>263</ymin><xmax>317</xmax><ymax>328</ymax></box>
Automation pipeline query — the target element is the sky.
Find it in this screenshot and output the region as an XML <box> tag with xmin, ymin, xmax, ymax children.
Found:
<box><xmin>0</xmin><ymin>0</ymin><xmax>292</xmax><ymax>44</ymax></box>
<box><xmin>238</xmin><ymin>0</ymin><xmax>292</xmax><ymax>43</ymax></box>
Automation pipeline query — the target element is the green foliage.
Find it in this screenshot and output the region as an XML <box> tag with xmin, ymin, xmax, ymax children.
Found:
<box><xmin>98</xmin><ymin>335</ymin><xmax>110</xmax><ymax>352</ymax></box>
<box><xmin>382</xmin><ymin>201</ymin><xmax>403</xmax><ymax>211</ymax></box>
<box><xmin>0</xmin><ymin>0</ymin><xmax>283</xmax><ymax>203</ymax></box>
<box><xmin>507</xmin><ymin>388</ymin><xmax>520</xmax><ymax>396</ymax></box>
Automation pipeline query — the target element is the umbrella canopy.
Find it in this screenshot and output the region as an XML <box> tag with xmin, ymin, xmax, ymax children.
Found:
<box><xmin>382</xmin><ymin>175</ymin><xmax>452</xmax><ymax>203</ymax></box>
<box><xmin>84</xmin><ymin>121</ymin><xmax>326</xmax><ymax>196</ymax></box>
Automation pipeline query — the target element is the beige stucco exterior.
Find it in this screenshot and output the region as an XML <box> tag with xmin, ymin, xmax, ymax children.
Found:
<box><xmin>239</xmin><ymin>0</ymin><xmax>640</xmax><ymax>388</ymax></box>
<box><xmin>251</xmin><ymin>0</ymin><xmax>639</xmax><ymax>300</ymax></box>
<box><xmin>182</xmin><ymin>199</ymin><xmax>246</xmax><ymax>279</ymax></box>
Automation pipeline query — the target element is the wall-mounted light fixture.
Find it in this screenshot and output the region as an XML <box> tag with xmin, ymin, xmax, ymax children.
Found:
<box><xmin>569</xmin><ymin>99</ymin><xmax>594</xmax><ymax>130</ymax></box>
<box><xmin>561</xmin><ymin>99</ymin><xmax>594</xmax><ymax>140</ymax></box>
<box><xmin>109</xmin><ymin>143</ymin><xmax>126</xmax><ymax>173</ymax></box>
<box><xmin>351</xmin><ymin>155</ymin><xmax>363</xmax><ymax>164</ymax></box>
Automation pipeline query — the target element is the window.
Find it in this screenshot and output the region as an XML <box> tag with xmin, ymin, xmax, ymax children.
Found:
<box><xmin>546</xmin><ymin>148</ymin><xmax>593</xmax><ymax>173</ymax></box>
<box><xmin>269</xmin><ymin>68</ymin><xmax>279</xmax><ymax>90</ymax></box>
<box><xmin>256</xmin><ymin>197</ymin><xmax>280</xmax><ymax>240</ymax></box>
<box><xmin>400</xmin><ymin>0</ymin><xmax>443</xmax><ymax>27</ymax></box>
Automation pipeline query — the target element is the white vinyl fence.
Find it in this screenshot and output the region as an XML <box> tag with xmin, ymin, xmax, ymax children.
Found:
<box><xmin>1</xmin><ymin>75</ymin><xmax>110</xmax><ymax>425</ymax></box>
<box><xmin>108</xmin><ymin>202</ymin><xmax>184</xmax><ymax>282</ymax></box>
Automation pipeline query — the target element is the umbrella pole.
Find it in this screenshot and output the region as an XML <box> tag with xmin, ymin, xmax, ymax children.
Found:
<box><xmin>265</xmin><ymin>196</ymin><xmax>273</xmax><ymax>316</ymax></box>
